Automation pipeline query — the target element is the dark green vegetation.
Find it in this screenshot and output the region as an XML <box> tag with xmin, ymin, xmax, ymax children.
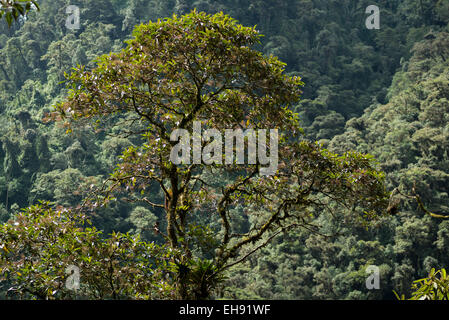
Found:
<box><xmin>395</xmin><ymin>268</ymin><xmax>449</xmax><ymax>300</ymax></box>
<box><xmin>0</xmin><ymin>0</ymin><xmax>448</xmax><ymax>299</ymax></box>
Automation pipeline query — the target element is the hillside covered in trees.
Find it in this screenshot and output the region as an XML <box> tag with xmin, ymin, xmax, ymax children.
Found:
<box><xmin>0</xmin><ymin>0</ymin><xmax>449</xmax><ymax>300</ymax></box>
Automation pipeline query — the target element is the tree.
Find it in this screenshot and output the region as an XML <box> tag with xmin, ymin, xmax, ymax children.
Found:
<box><xmin>127</xmin><ymin>206</ymin><xmax>159</xmax><ymax>242</ymax></box>
<box><xmin>52</xmin><ymin>10</ymin><xmax>390</xmax><ymax>299</ymax></box>
<box><xmin>1</xmin><ymin>135</ymin><xmax>21</xmax><ymax>210</ymax></box>
<box><xmin>395</xmin><ymin>268</ymin><xmax>449</xmax><ymax>300</ymax></box>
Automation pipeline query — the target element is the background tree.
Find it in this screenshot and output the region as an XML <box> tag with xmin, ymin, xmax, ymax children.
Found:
<box><xmin>0</xmin><ymin>0</ymin><xmax>447</xmax><ymax>300</ymax></box>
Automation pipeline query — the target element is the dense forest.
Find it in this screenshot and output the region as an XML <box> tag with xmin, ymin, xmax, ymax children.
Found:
<box><xmin>0</xmin><ymin>0</ymin><xmax>449</xmax><ymax>300</ymax></box>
